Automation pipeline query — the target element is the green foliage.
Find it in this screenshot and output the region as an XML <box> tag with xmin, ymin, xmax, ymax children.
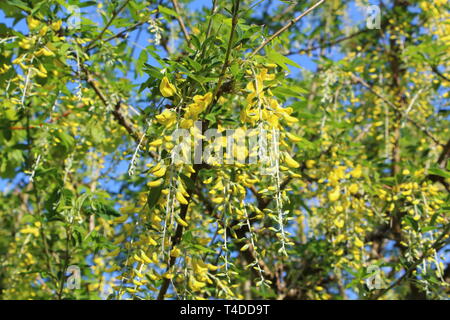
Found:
<box><xmin>0</xmin><ymin>0</ymin><xmax>449</xmax><ymax>300</ymax></box>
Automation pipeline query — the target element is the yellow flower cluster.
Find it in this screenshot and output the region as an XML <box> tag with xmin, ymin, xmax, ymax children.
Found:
<box><xmin>157</xmin><ymin>76</ymin><xmax>214</xmax><ymax>130</ymax></box>
<box><xmin>155</xmin><ymin>109</ymin><xmax>177</xmax><ymax>128</ymax></box>
<box><xmin>188</xmin><ymin>258</ymin><xmax>212</xmax><ymax>292</ymax></box>
<box><xmin>159</xmin><ymin>76</ymin><xmax>177</xmax><ymax>97</ymax></box>
<box><xmin>181</xmin><ymin>92</ymin><xmax>213</xmax><ymax>128</ymax></box>
<box><xmin>241</xmin><ymin>68</ymin><xmax>298</xmax><ymax>127</ymax></box>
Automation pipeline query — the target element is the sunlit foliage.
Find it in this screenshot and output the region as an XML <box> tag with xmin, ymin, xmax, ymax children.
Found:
<box><xmin>0</xmin><ymin>0</ymin><xmax>449</xmax><ymax>300</ymax></box>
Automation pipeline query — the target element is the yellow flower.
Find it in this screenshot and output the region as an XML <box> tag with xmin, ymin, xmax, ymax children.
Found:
<box><xmin>133</xmin><ymin>253</ymin><xmax>143</xmax><ymax>263</ymax></box>
<box><xmin>192</xmin><ymin>259</ymin><xmax>209</xmax><ymax>276</ymax></box>
<box><xmin>185</xmin><ymin>102</ymin><xmax>204</xmax><ymax>118</ymax></box>
<box><xmin>348</xmin><ymin>183</ymin><xmax>359</xmax><ymax>195</ymax></box>
<box><xmin>245</xmin><ymin>69</ymin><xmax>276</xmax><ymax>104</ymax></box>
<box><xmin>193</xmin><ymin>92</ymin><xmax>212</xmax><ymax>105</ymax></box>
<box><xmin>152</xmin><ymin>166</ymin><xmax>167</xmax><ymax>178</ymax></box>
<box><xmin>163</xmin><ymin>272</ymin><xmax>174</xmax><ymax>279</ymax></box>
<box><xmin>149</xmin><ymin>138</ymin><xmax>163</xmax><ymax>147</ymax></box>
<box><xmin>0</xmin><ymin>64</ymin><xmax>11</xmax><ymax>74</ymax></box>
<box><xmin>189</xmin><ymin>275</ymin><xmax>206</xmax><ymax>292</ymax></box>
<box><xmin>176</xmin><ymin>191</ymin><xmax>189</xmax><ymax>205</ymax></box>
<box><xmin>328</xmin><ymin>188</ymin><xmax>340</xmax><ymax>202</ymax></box>
<box><xmin>259</xmin><ymin>68</ymin><xmax>275</xmax><ymax>81</ymax></box>
<box><xmin>18</xmin><ymin>38</ymin><xmax>34</xmax><ymax>50</ymax></box>
<box><xmin>178</xmin><ymin>181</ymin><xmax>189</xmax><ymax>198</ymax></box>
<box><xmin>140</xmin><ymin>250</ymin><xmax>152</xmax><ymax>264</ymax></box>
<box><xmin>35</xmin><ymin>47</ymin><xmax>55</xmax><ymax>57</ymax></box>
<box><xmin>352</xmin><ymin>165</ymin><xmax>362</xmax><ymax>178</ymax></box>
<box><xmin>176</xmin><ymin>216</ymin><xmax>188</xmax><ymax>227</ymax></box>
<box><xmin>354</xmin><ymin>237</ymin><xmax>364</xmax><ymax>248</ymax></box>
<box><xmin>155</xmin><ymin>109</ymin><xmax>176</xmax><ymax>127</ymax></box>
<box><xmin>306</xmin><ymin>160</ymin><xmax>316</xmax><ymax>169</ymax></box>
<box><xmin>35</xmin><ymin>63</ymin><xmax>47</xmax><ymax>78</ymax></box>
<box><xmin>27</xmin><ymin>16</ymin><xmax>40</xmax><ymax>30</ymax></box>
<box><xmin>286</xmin><ymin>132</ymin><xmax>302</xmax><ymax>142</ymax></box>
<box><xmin>207</xmin><ymin>263</ymin><xmax>221</xmax><ymax>271</ymax></box>
<box><xmin>51</xmin><ymin>20</ymin><xmax>62</xmax><ymax>32</ymax></box>
<box><xmin>240</xmin><ymin>106</ymin><xmax>259</xmax><ymax>124</ymax></box>
<box><xmin>334</xmin><ymin>218</ymin><xmax>344</xmax><ymax>228</ymax></box>
<box><xmin>147</xmin><ymin>236</ymin><xmax>157</xmax><ymax>246</ymax></box>
<box><xmin>148</xmin><ymin>161</ymin><xmax>161</xmax><ymax>171</ymax></box>
<box><xmin>39</xmin><ymin>25</ymin><xmax>48</xmax><ymax>36</ymax></box>
<box><xmin>133</xmin><ymin>279</ymin><xmax>144</xmax><ymax>286</ymax></box>
<box><xmin>180</xmin><ymin>118</ymin><xmax>194</xmax><ymax>128</ymax></box>
<box><xmin>159</xmin><ymin>76</ymin><xmax>177</xmax><ymax>97</ymax></box>
<box><xmin>184</xmin><ymin>92</ymin><xmax>213</xmax><ymax>119</ymax></box>
<box><xmin>282</xmin><ymin>113</ymin><xmax>298</xmax><ymax>125</ymax></box>
<box><xmin>211</xmin><ymin>197</ymin><xmax>224</xmax><ymax>204</ymax></box>
<box><xmin>283</xmin><ymin>152</ymin><xmax>300</xmax><ymax>168</ymax></box>
<box><xmin>203</xmin><ymin>177</ymin><xmax>213</xmax><ymax>184</ymax></box>
<box><xmin>147</xmin><ymin>178</ymin><xmax>164</xmax><ymax>187</ymax></box>
<box><xmin>170</xmin><ymin>247</ymin><xmax>182</xmax><ymax>257</ymax></box>
<box><xmin>20</xmin><ymin>226</ymin><xmax>39</xmax><ymax>237</ymax></box>
<box><xmin>335</xmin><ymin>234</ymin><xmax>346</xmax><ymax>243</ymax></box>
<box><xmin>218</xmin><ymin>96</ymin><xmax>227</xmax><ymax>104</ymax></box>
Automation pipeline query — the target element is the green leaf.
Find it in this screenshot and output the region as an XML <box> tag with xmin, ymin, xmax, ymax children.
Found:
<box><xmin>2</xmin><ymin>127</ymin><xmax>12</xmax><ymax>141</ymax></box>
<box><xmin>143</xmin><ymin>63</ymin><xmax>163</xmax><ymax>79</ymax></box>
<box><xmin>272</xmin><ymin>86</ymin><xmax>306</xmax><ymax>100</ymax></box>
<box><xmin>189</xmin><ymin>244</ymin><xmax>215</xmax><ymax>254</ymax></box>
<box><xmin>186</xmin><ymin>57</ymin><xmax>202</xmax><ymax>72</ymax></box>
<box><xmin>205</xmin><ymin>113</ymin><xmax>216</xmax><ymax>124</ymax></box>
<box><xmin>428</xmin><ymin>167</ymin><xmax>450</xmax><ymax>179</ymax></box>
<box><xmin>147</xmin><ymin>186</ymin><xmax>163</xmax><ymax>209</ymax></box>
<box><xmin>266</xmin><ymin>47</ymin><xmax>303</xmax><ymax>70</ymax></box>
<box><xmin>158</xmin><ymin>5</ymin><xmax>178</xmax><ymax>17</ymax></box>
<box><xmin>6</xmin><ymin>0</ymin><xmax>30</xmax><ymax>12</ymax></box>
<box><xmin>87</xmin><ymin>202</ymin><xmax>120</xmax><ymax>219</ymax></box>
<box><xmin>404</xmin><ymin>216</ymin><xmax>419</xmax><ymax>232</ymax></box>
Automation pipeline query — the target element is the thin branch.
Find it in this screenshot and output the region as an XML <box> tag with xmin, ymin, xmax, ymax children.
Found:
<box><xmin>273</xmin><ymin>2</ymin><xmax>296</xmax><ymax>21</ymax></box>
<box><xmin>427</xmin><ymin>137</ymin><xmax>450</xmax><ymax>192</ymax></box>
<box><xmin>437</xmin><ymin>138</ymin><xmax>450</xmax><ymax>168</ymax></box>
<box><xmin>286</xmin><ymin>29</ymin><xmax>369</xmax><ymax>56</ymax></box>
<box><xmin>205</xmin><ymin>0</ymin><xmax>218</xmax><ymax>39</ymax></box>
<box><xmin>85</xmin><ymin>72</ymin><xmax>109</xmax><ymax>106</ymax></box>
<box><xmin>87</xmin><ymin>21</ymin><xmax>146</xmax><ymax>51</ymax></box>
<box><xmin>250</xmin><ymin>0</ymin><xmax>326</xmax><ymax>57</ymax></box>
<box><xmin>350</xmin><ymin>73</ymin><xmax>443</xmax><ymax>147</ymax></box>
<box><xmin>86</xmin><ymin>0</ymin><xmax>132</xmax><ymax>50</ymax></box>
<box><xmin>84</xmin><ymin>69</ymin><xmax>164</xmax><ymax>163</ymax></box>
<box><xmin>210</xmin><ymin>0</ymin><xmax>241</xmax><ymax>108</ymax></box>
<box><xmin>431</xmin><ymin>65</ymin><xmax>450</xmax><ymax>83</ymax></box>
<box><xmin>170</xmin><ymin>0</ymin><xmax>191</xmax><ymax>44</ymax></box>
